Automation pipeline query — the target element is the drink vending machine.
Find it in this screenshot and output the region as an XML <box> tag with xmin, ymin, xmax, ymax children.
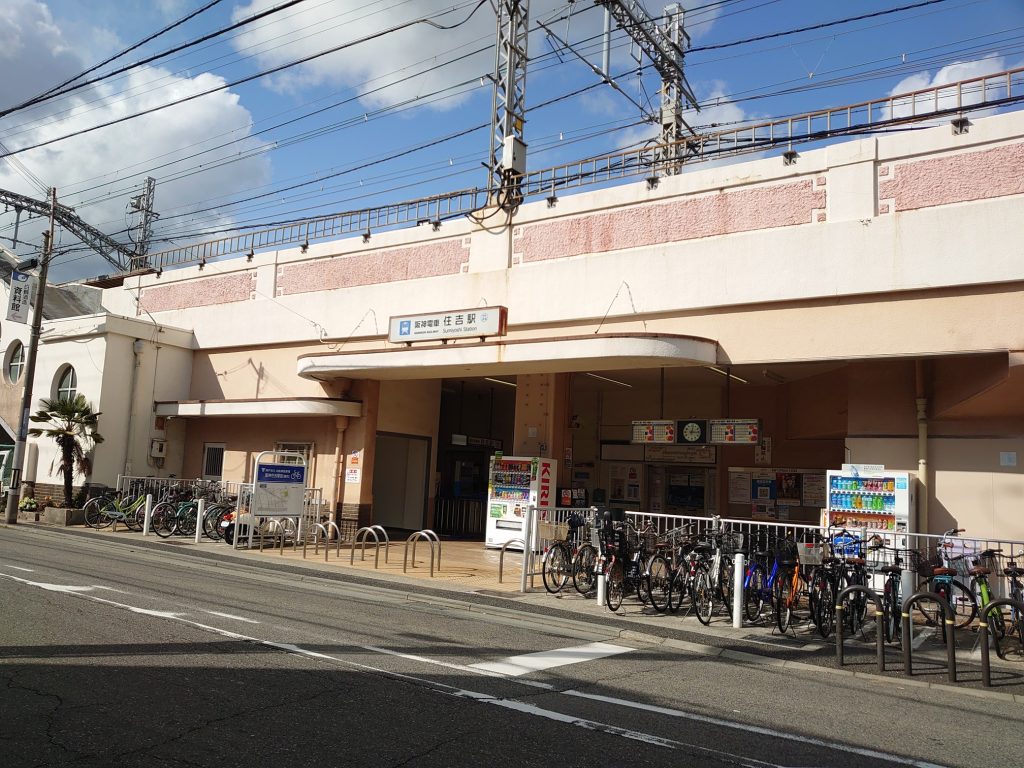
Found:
<box><xmin>485</xmin><ymin>455</ymin><xmax>558</xmax><ymax>549</ymax></box>
<box><xmin>822</xmin><ymin>466</ymin><xmax>915</xmax><ymax>532</ymax></box>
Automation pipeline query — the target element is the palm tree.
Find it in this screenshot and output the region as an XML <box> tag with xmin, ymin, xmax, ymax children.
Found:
<box><xmin>28</xmin><ymin>395</ymin><xmax>104</xmax><ymax>508</ymax></box>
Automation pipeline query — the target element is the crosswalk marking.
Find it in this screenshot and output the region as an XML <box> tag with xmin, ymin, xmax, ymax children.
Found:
<box><xmin>469</xmin><ymin>641</ymin><xmax>632</xmax><ymax>677</ymax></box>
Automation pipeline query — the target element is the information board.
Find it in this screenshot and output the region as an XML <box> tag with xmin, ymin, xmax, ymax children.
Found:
<box><xmin>708</xmin><ymin>419</ymin><xmax>760</xmax><ymax>444</ymax></box>
<box><xmin>631</xmin><ymin>420</ymin><xmax>676</xmax><ymax>444</ymax></box>
<box><xmin>252</xmin><ymin>463</ymin><xmax>306</xmax><ymax>517</ymax></box>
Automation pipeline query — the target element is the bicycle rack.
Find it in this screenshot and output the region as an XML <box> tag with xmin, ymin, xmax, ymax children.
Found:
<box><xmin>352</xmin><ymin>526</ymin><xmax>388</xmax><ymax>568</ymax></box>
<box><xmin>901</xmin><ymin>591</ymin><xmax>957</xmax><ymax>683</ymax></box>
<box><xmin>259</xmin><ymin>519</ymin><xmax>285</xmax><ymax>553</ymax></box>
<box><xmin>371</xmin><ymin>525</ymin><xmax>391</xmax><ymax>563</ymax></box>
<box><xmin>404</xmin><ymin>530</ymin><xmax>441</xmax><ymax>576</ymax></box>
<box><xmin>277</xmin><ymin>517</ymin><xmax>298</xmax><ymax>555</ymax></box>
<box><xmin>835</xmin><ymin>585</ymin><xmax>886</xmax><ymax>673</ymax></box>
<box><xmin>498</xmin><ymin>539</ymin><xmax>526</xmax><ymax>584</ymax></box>
<box><xmin>977</xmin><ymin>597</ymin><xmax>1024</xmax><ymax>688</ymax></box>
<box><xmin>304</xmin><ymin>521</ymin><xmax>342</xmax><ymax>561</ymax></box>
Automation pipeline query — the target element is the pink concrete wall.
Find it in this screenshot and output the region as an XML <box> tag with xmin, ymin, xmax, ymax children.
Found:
<box><xmin>513</xmin><ymin>180</ymin><xmax>825</xmax><ymax>263</ymax></box>
<box><xmin>879</xmin><ymin>142</ymin><xmax>1024</xmax><ymax>212</ymax></box>
<box><xmin>139</xmin><ymin>272</ymin><xmax>255</xmax><ymax>313</ymax></box>
<box><xmin>276</xmin><ymin>238</ymin><xmax>469</xmax><ymax>296</ymax></box>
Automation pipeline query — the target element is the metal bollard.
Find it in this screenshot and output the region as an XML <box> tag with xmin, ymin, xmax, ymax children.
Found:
<box><xmin>978</xmin><ymin>617</ymin><xmax>991</xmax><ymax>688</ymax></box>
<box><xmin>142</xmin><ymin>494</ymin><xmax>153</xmax><ymax>536</ymax></box>
<box><xmin>597</xmin><ymin>572</ymin><xmax>606</xmax><ymax>607</ymax></box>
<box><xmin>732</xmin><ymin>553</ymin><xmax>745</xmax><ymax>629</ymax></box>
<box><xmin>194</xmin><ymin>499</ymin><xmax>205</xmax><ymax>544</ymax></box>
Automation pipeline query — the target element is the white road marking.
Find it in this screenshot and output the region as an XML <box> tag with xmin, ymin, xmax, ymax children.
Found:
<box><xmin>0</xmin><ymin>570</ymin><xmax>951</xmax><ymax>768</ymax></box>
<box><xmin>0</xmin><ymin>564</ymin><xmax>34</xmax><ymax>572</ymax></box>
<box><xmin>469</xmin><ymin>641</ymin><xmax>632</xmax><ymax>676</ymax></box>
<box><xmin>561</xmin><ymin>689</ymin><xmax>947</xmax><ymax>768</ymax></box>
<box><xmin>205</xmin><ymin>611</ymin><xmax>260</xmax><ymax>624</ymax></box>
<box><xmin>35</xmin><ymin>583</ymin><xmax>94</xmax><ymax>593</ymax></box>
<box><xmin>362</xmin><ymin>644</ymin><xmax>555</xmax><ymax>690</ymax></box>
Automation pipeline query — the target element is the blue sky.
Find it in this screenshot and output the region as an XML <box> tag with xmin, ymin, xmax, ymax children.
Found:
<box><xmin>1</xmin><ymin>0</ymin><xmax>1022</xmax><ymax>280</ymax></box>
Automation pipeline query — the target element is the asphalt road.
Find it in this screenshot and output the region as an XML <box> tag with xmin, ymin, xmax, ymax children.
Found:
<box><xmin>1</xmin><ymin>527</ymin><xmax>1020</xmax><ymax>768</ymax></box>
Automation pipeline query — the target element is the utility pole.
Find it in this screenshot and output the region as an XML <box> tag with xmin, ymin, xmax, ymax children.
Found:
<box><xmin>488</xmin><ymin>0</ymin><xmax>530</xmax><ymax>208</ymax></box>
<box><xmin>4</xmin><ymin>187</ymin><xmax>55</xmax><ymax>524</ymax></box>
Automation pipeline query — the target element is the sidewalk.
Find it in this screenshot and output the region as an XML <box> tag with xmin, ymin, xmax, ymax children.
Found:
<box><xmin>11</xmin><ymin>522</ymin><xmax>1024</xmax><ymax>702</ymax></box>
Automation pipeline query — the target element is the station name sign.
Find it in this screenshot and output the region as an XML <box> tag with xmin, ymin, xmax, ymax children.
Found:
<box><xmin>389</xmin><ymin>306</ymin><xmax>508</xmax><ymax>343</ymax></box>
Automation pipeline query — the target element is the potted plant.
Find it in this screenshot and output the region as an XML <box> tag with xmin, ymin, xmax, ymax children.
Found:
<box><xmin>29</xmin><ymin>394</ymin><xmax>103</xmax><ymax>524</ymax></box>
<box><xmin>18</xmin><ymin>496</ymin><xmax>39</xmax><ymax>521</ymax></box>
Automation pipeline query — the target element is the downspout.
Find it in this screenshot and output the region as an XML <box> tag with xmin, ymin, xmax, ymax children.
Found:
<box><xmin>915</xmin><ymin>361</ymin><xmax>928</xmax><ymax>534</ymax></box>
<box><xmin>123</xmin><ymin>339</ymin><xmax>144</xmax><ymax>476</ymax></box>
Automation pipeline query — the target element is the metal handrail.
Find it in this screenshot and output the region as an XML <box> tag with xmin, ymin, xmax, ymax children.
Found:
<box><xmin>835</xmin><ymin>585</ymin><xmax>886</xmax><ymax>673</ymax></box>
<box><xmin>404</xmin><ymin>530</ymin><xmax>441</xmax><ymax>576</ymax></box>
<box><xmin>498</xmin><ymin>539</ymin><xmax>526</xmax><ymax>584</ymax></box>
<box><xmin>352</xmin><ymin>526</ymin><xmax>385</xmax><ymax>568</ymax></box>
<box><xmin>977</xmin><ymin>598</ymin><xmax>1024</xmax><ymax>688</ymax></box>
<box><xmin>901</xmin><ymin>591</ymin><xmax>957</xmax><ymax>683</ymax></box>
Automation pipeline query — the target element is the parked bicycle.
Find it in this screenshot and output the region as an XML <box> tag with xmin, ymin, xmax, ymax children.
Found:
<box><xmin>83</xmin><ymin>492</ymin><xmax>147</xmax><ymax>531</ymax></box>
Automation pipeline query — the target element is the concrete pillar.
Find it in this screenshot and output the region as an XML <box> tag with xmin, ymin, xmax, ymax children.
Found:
<box><xmin>340</xmin><ymin>380</ymin><xmax>379</xmax><ymax>528</ymax></box>
<box><xmin>513</xmin><ymin>373</ymin><xmax>570</xmax><ymax>466</ymax></box>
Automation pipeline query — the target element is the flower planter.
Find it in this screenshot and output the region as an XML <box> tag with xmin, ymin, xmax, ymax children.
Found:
<box><xmin>42</xmin><ymin>507</ymin><xmax>86</xmax><ymax>526</ymax></box>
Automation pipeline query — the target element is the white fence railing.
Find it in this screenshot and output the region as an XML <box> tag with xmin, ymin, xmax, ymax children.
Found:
<box><xmin>624</xmin><ymin>511</ymin><xmax>1024</xmax><ymax>598</ymax></box>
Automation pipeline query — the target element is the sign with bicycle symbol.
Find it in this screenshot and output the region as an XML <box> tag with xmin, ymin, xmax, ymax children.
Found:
<box><xmin>252</xmin><ymin>461</ymin><xmax>306</xmax><ymax>517</ymax></box>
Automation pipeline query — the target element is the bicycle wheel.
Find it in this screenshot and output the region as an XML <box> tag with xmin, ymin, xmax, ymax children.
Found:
<box><xmin>646</xmin><ymin>555</ymin><xmax>672</xmax><ymax>613</ymax></box>
<box><xmin>774</xmin><ymin>570</ymin><xmax>794</xmax><ymax>634</ymax></box>
<box><xmin>815</xmin><ymin>579</ymin><xmax>835</xmax><ymax>640</ymax></box>
<box><xmin>667</xmin><ymin>569</ymin><xmax>687</xmax><ymax>614</ymax></box>
<box><xmin>123</xmin><ymin>498</ymin><xmax>144</xmax><ymax>532</ymax></box>
<box><xmin>542</xmin><ymin>544</ymin><xmax>570</xmax><ymax>595</ymax></box>
<box><xmin>203</xmin><ymin>504</ymin><xmax>228</xmax><ymax>540</ymax></box>
<box><xmin>719</xmin><ymin>557</ymin><xmax>734</xmax><ymax>607</ymax></box>
<box><xmin>572</xmin><ymin>544</ymin><xmax>597</xmax><ymax>596</ymax></box>
<box><xmin>744</xmin><ymin>565</ymin><xmax>765</xmax><ymax>622</ymax></box>
<box><xmin>916</xmin><ymin>579</ymin><xmax>978</xmax><ymax>630</ymax></box>
<box><xmin>694</xmin><ymin>567</ymin><xmax>714</xmax><ymax>626</ymax></box>
<box><xmin>151</xmin><ymin>502</ymin><xmax>176</xmax><ymax>538</ymax></box>
<box><xmin>1000</xmin><ymin>592</ymin><xmax>1024</xmax><ymax>661</ymax></box>
<box><xmin>176</xmin><ymin>504</ymin><xmax>198</xmax><ymax>537</ymax></box>
<box><xmin>606</xmin><ymin>561</ymin><xmax>624</xmax><ymax>613</ymax></box>
<box><xmin>883</xmin><ymin>578</ymin><xmax>901</xmax><ymax>644</ymax></box>
<box><xmin>83</xmin><ymin>497</ymin><xmax>113</xmax><ymax>529</ymax></box>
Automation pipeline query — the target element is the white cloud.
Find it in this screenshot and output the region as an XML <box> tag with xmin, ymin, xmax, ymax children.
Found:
<box><xmin>0</xmin><ymin>1</ymin><xmax>272</xmax><ymax>280</ymax></box>
<box><xmin>228</xmin><ymin>0</ymin><xmax>726</xmax><ymax>110</ymax></box>
<box><xmin>885</xmin><ymin>56</ymin><xmax>1014</xmax><ymax>121</ymax></box>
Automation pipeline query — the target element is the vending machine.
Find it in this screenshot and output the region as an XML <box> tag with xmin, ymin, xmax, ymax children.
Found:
<box><xmin>485</xmin><ymin>455</ymin><xmax>558</xmax><ymax>549</ymax></box>
<box><xmin>822</xmin><ymin>465</ymin><xmax>915</xmax><ymax>533</ymax></box>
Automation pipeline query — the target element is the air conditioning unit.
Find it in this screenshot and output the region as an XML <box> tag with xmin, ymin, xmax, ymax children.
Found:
<box><xmin>149</xmin><ymin>439</ymin><xmax>167</xmax><ymax>459</ymax></box>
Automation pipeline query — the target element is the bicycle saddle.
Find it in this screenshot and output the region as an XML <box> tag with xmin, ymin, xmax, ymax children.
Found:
<box><xmin>1004</xmin><ymin>566</ymin><xmax>1022</xmax><ymax>577</ymax></box>
<box><xmin>932</xmin><ymin>567</ymin><xmax>957</xmax><ymax>576</ymax></box>
<box><xmin>968</xmin><ymin>566</ymin><xmax>991</xmax><ymax>577</ymax></box>
<box><xmin>846</xmin><ymin>557</ymin><xmax>866</xmax><ymax>566</ymax></box>
<box><xmin>878</xmin><ymin>565</ymin><xmax>902</xmax><ymax>574</ymax></box>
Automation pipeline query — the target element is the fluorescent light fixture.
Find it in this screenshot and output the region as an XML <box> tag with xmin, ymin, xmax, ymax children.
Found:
<box><xmin>706</xmin><ymin>366</ymin><xmax>748</xmax><ymax>384</ymax></box>
<box><xmin>484</xmin><ymin>377</ymin><xmax>517</xmax><ymax>388</ymax></box>
<box><xmin>585</xmin><ymin>372</ymin><xmax>632</xmax><ymax>388</ymax></box>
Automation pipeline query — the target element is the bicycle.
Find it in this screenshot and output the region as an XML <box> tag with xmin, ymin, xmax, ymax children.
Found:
<box><xmin>871</xmin><ymin>545</ymin><xmax>914</xmax><ymax>644</ymax></box>
<box><xmin>644</xmin><ymin>524</ymin><xmax>697</xmax><ymax>613</ymax></box>
<box><xmin>83</xmin><ymin>492</ymin><xmax>147</xmax><ymax>531</ymax></box>
<box><xmin>542</xmin><ymin>514</ymin><xmax>588</xmax><ymax>594</ymax></box>
<box><xmin>602</xmin><ymin>517</ymin><xmax>656</xmax><ymax>613</ymax></box>
<box><xmin>916</xmin><ymin>528</ymin><xmax>978</xmax><ymax>636</ymax></box>
<box><xmin>693</xmin><ymin>526</ymin><xmax>741</xmax><ymax>626</ymax></box>
<box><xmin>743</xmin><ymin>531</ymin><xmax>786</xmax><ymax>623</ymax></box>
<box><xmin>990</xmin><ymin>555</ymin><xmax>1024</xmax><ymax>660</ymax></box>
<box><xmin>151</xmin><ymin>498</ymin><xmax>200</xmax><ymax>538</ymax></box>
<box><xmin>774</xmin><ymin>536</ymin><xmax>809</xmax><ymax>635</ymax></box>
<box><xmin>968</xmin><ymin>549</ymin><xmax>1024</xmax><ymax>660</ymax></box>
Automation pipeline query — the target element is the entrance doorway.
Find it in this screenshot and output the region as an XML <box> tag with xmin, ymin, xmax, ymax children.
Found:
<box><xmin>372</xmin><ymin>432</ymin><xmax>430</xmax><ymax>531</ymax></box>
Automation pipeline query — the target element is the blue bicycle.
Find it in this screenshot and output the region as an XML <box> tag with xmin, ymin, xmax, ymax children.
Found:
<box><xmin>744</xmin><ymin>533</ymin><xmax>791</xmax><ymax>623</ymax></box>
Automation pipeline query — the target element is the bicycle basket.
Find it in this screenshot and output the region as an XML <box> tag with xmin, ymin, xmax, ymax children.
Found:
<box><xmin>797</xmin><ymin>539</ymin><xmax>828</xmax><ymax>566</ymax></box>
<box><xmin>720</xmin><ymin>531</ymin><xmax>745</xmax><ymax>555</ymax></box>
<box><xmin>913</xmin><ymin>548</ymin><xmax>941</xmax><ymax>578</ymax></box>
<box><xmin>538</xmin><ymin>521</ymin><xmax>568</xmax><ymax>542</ymax></box>
<box><xmin>774</xmin><ymin>538</ymin><xmax>799</xmax><ymax>566</ymax></box>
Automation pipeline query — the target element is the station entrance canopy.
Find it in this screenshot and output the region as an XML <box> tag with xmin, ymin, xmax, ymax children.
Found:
<box><xmin>296</xmin><ymin>333</ymin><xmax>718</xmax><ymax>381</ymax></box>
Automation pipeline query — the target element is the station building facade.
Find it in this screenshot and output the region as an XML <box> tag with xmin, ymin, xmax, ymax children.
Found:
<box><xmin>6</xmin><ymin>109</ymin><xmax>1024</xmax><ymax>539</ymax></box>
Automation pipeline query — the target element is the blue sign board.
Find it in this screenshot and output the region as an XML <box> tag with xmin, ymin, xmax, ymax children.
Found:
<box><xmin>257</xmin><ymin>464</ymin><xmax>306</xmax><ymax>484</ymax></box>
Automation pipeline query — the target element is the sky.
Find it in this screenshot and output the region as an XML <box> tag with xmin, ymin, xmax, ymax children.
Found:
<box><xmin>0</xmin><ymin>0</ymin><xmax>1022</xmax><ymax>281</ymax></box>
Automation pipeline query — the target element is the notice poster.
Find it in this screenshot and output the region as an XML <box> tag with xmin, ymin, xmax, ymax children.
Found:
<box><xmin>751</xmin><ymin>501</ymin><xmax>776</xmax><ymax>520</ymax></box>
<box><xmin>801</xmin><ymin>474</ymin><xmax>827</xmax><ymax>507</ymax></box>
<box><xmin>729</xmin><ymin>472</ymin><xmax>752</xmax><ymax>503</ymax></box>
<box><xmin>775</xmin><ymin>472</ymin><xmax>802</xmax><ymax>505</ymax></box>
<box><xmin>751</xmin><ymin>478</ymin><xmax>776</xmax><ymax>502</ymax></box>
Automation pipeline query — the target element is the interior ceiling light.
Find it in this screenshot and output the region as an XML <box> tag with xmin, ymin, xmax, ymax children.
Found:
<box><xmin>706</xmin><ymin>366</ymin><xmax>748</xmax><ymax>384</ymax></box>
<box><xmin>484</xmin><ymin>377</ymin><xmax>517</xmax><ymax>388</ymax></box>
<box><xmin>585</xmin><ymin>372</ymin><xmax>632</xmax><ymax>388</ymax></box>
